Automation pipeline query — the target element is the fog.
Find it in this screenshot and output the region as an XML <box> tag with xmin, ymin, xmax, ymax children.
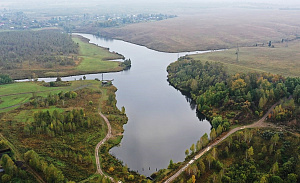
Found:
<box><xmin>1</xmin><ymin>0</ymin><xmax>300</xmax><ymax>14</ymax></box>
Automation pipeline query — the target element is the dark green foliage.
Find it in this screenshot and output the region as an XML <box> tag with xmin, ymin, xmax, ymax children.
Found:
<box><xmin>121</xmin><ymin>59</ymin><xmax>132</xmax><ymax>70</ymax></box>
<box><xmin>0</xmin><ymin>75</ymin><xmax>14</xmax><ymax>85</ymax></box>
<box><xmin>167</xmin><ymin>57</ymin><xmax>300</xmax><ymax>127</ymax></box>
<box><xmin>167</xmin><ymin>57</ymin><xmax>228</xmax><ymax>95</ymax></box>
<box><xmin>30</xmin><ymin>91</ymin><xmax>76</xmax><ymax>108</ymax></box>
<box><xmin>175</xmin><ymin>129</ymin><xmax>300</xmax><ymax>183</ymax></box>
<box><xmin>0</xmin><ymin>30</ymin><xmax>78</xmax><ymax>70</ymax></box>
<box><xmin>24</xmin><ymin>150</ymin><xmax>65</xmax><ymax>182</ymax></box>
<box><xmin>25</xmin><ymin>108</ymin><xmax>97</xmax><ymax>136</ymax></box>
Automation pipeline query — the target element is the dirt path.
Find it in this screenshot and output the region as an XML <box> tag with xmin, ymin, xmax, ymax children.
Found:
<box><xmin>164</xmin><ymin>102</ymin><xmax>279</xmax><ymax>183</ymax></box>
<box><xmin>95</xmin><ymin>111</ymin><xmax>115</xmax><ymax>182</ymax></box>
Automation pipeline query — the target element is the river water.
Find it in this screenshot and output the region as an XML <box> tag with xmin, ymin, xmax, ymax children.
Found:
<box><xmin>25</xmin><ymin>34</ymin><xmax>212</xmax><ymax>176</ymax></box>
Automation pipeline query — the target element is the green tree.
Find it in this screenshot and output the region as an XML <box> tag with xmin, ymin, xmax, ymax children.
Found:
<box><xmin>1</xmin><ymin>174</ymin><xmax>11</xmax><ymax>183</ymax></box>
<box><xmin>216</xmin><ymin>125</ymin><xmax>223</xmax><ymax>136</ymax></box>
<box><xmin>185</xmin><ymin>149</ymin><xmax>190</xmax><ymax>157</ymax></box>
<box><xmin>260</xmin><ymin>175</ymin><xmax>268</xmax><ymax>183</ymax></box>
<box><xmin>270</xmin><ymin>176</ymin><xmax>283</xmax><ymax>183</ymax></box>
<box><xmin>287</xmin><ymin>173</ymin><xmax>297</xmax><ymax>183</ymax></box>
<box><xmin>190</xmin><ymin>144</ymin><xmax>195</xmax><ymax>154</ymax></box>
<box><xmin>168</xmin><ymin>159</ymin><xmax>174</xmax><ymax>169</ymax></box>
<box><xmin>246</xmin><ymin>146</ymin><xmax>254</xmax><ymax>159</ymax></box>
<box><xmin>271</xmin><ymin>162</ymin><xmax>279</xmax><ymax>175</ymax></box>
<box><xmin>198</xmin><ymin>159</ymin><xmax>205</xmax><ymax>174</ymax></box>
<box><xmin>271</xmin><ymin>133</ymin><xmax>280</xmax><ymax>147</ymax></box>
<box><xmin>210</xmin><ymin>128</ymin><xmax>217</xmax><ymax>141</ymax></box>
<box><xmin>206</xmin><ymin>153</ymin><xmax>214</xmax><ymax>170</ymax></box>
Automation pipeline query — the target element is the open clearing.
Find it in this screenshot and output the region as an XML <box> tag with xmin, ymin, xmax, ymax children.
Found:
<box><xmin>190</xmin><ymin>39</ymin><xmax>300</xmax><ymax>77</ymax></box>
<box><xmin>100</xmin><ymin>8</ymin><xmax>300</xmax><ymax>52</ymax></box>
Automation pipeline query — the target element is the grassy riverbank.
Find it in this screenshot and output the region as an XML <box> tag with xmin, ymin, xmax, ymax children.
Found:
<box><xmin>0</xmin><ymin>30</ymin><xmax>126</xmax><ymax>80</ymax></box>
<box><xmin>43</xmin><ymin>35</ymin><xmax>125</xmax><ymax>77</ymax></box>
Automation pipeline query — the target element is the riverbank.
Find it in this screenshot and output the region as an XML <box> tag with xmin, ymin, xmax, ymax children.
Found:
<box><xmin>96</xmin><ymin>9</ymin><xmax>300</xmax><ymax>53</ymax></box>
<box><xmin>0</xmin><ymin>80</ymin><xmax>134</xmax><ymax>182</ymax></box>
<box><xmin>1</xmin><ymin>30</ymin><xmax>127</xmax><ymax>80</ymax></box>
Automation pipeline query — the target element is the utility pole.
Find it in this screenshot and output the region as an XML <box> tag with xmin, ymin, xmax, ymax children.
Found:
<box><xmin>236</xmin><ymin>43</ymin><xmax>239</xmax><ymax>62</ymax></box>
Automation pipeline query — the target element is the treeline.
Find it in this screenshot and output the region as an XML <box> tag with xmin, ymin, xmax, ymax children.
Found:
<box><xmin>24</xmin><ymin>150</ymin><xmax>65</xmax><ymax>183</ymax></box>
<box><xmin>0</xmin><ymin>140</ymin><xmax>33</xmax><ymax>182</ymax></box>
<box><xmin>174</xmin><ymin>129</ymin><xmax>300</xmax><ymax>183</ymax></box>
<box><xmin>93</xmin><ymin>14</ymin><xmax>176</xmax><ymax>28</ymax></box>
<box><xmin>121</xmin><ymin>59</ymin><xmax>131</xmax><ymax>70</ymax></box>
<box><xmin>167</xmin><ymin>57</ymin><xmax>300</xmax><ymax>125</ymax></box>
<box><xmin>30</xmin><ymin>91</ymin><xmax>77</xmax><ymax>108</ymax></box>
<box><xmin>0</xmin><ymin>30</ymin><xmax>79</xmax><ymax>69</ymax></box>
<box><xmin>24</xmin><ymin>108</ymin><xmax>99</xmax><ymax>136</ymax></box>
<box><xmin>0</xmin><ymin>74</ymin><xmax>13</xmax><ymax>85</ymax></box>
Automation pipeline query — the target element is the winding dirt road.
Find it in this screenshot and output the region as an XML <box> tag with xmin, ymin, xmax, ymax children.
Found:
<box><xmin>164</xmin><ymin>102</ymin><xmax>279</xmax><ymax>183</ymax></box>
<box><xmin>95</xmin><ymin>111</ymin><xmax>115</xmax><ymax>182</ymax></box>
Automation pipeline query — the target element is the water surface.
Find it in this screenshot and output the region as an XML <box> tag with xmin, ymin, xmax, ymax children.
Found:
<box><xmin>26</xmin><ymin>34</ymin><xmax>212</xmax><ymax>176</ymax></box>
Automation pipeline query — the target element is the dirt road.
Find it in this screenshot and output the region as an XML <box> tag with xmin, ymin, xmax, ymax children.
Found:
<box><xmin>95</xmin><ymin>111</ymin><xmax>115</xmax><ymax>182</ymax></box>
<box><xmin>164</xmin><ymin>102</ymin><xmax>279</xmax><ymax>183</ymax></box>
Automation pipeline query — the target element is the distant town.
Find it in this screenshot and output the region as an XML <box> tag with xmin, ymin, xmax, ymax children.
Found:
<box><xmin>0</xmin><ymin>9</ymin><xmax>177</xmax><ymax>32</ymax></box>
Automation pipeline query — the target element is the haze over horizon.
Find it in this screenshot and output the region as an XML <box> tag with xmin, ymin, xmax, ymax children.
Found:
<box><xmin>1</xmin><ymin>0</ymin><xmax>300</xmax><ymax>11</ymax></box>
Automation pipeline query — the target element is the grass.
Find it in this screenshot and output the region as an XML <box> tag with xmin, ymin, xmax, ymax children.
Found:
<box><xmin>189</xmin><ymin>39</ymin><xmax>300</xmax><ymax>77</ymax></box>
<box><xmin>0</xmin><ymin>80</ymin><xmax>98</xmax><ymax>112</ymax></box>
<box><xmin>14</xmin><ymin>106</ymin><xmax>64</xmax><ymax>123</ymax></box>
<box><xmin>72</xmin><ymin>36</ymin><xmax>124</xmax><ymax>72</ymax></box>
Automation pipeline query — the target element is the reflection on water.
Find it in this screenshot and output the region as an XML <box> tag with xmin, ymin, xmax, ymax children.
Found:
<box><xmin>20</xmin><ymin>33</ymin><xmax>212</xmax><ymax>176</ymax></box>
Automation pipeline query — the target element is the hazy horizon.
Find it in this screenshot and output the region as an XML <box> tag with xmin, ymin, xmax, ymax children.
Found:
<box><xmin>1</xmin><ymin>0</ymin><xmax>300</xmax><ymax>13</ymax></box>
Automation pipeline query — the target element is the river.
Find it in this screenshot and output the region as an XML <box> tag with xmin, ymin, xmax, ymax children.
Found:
<box><xmin>26</xmin><ymin>34</ymin><xmax>212</xmax><ymax>176</ymax></box>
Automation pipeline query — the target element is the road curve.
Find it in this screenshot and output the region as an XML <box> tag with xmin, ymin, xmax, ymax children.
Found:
<box><xmin>95</xmin><ymin>111</ymin><xmax>115</xmax><ymax>182</ymax></box>
<box><xmin>164</xmin><ymin>102</ymin><xmax>279</xmax><ymax>183</ymax></box>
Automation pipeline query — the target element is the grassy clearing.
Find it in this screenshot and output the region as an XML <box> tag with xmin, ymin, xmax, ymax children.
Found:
<box><xmin>0</xmin><ymin>80</ymin><xmax>97</xmax><ymax>112</ymax></box>
<box><xmin>189</xmin><ymin>39</ymin><xmax>300</xmax><ymax>77</ymax></box>
<box><xmin>72</xmin><ymin>36</ymin><xmax>124</xmax><ymax>72</ymax></box>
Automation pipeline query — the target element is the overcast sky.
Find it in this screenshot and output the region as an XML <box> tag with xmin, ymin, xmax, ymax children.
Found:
<box><xmin>1</xmin><ymin>0</ymin><xmax>300</xmax><ymax>14</ymax></box>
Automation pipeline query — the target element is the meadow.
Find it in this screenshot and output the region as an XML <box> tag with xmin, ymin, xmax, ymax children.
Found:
<box><xmin>190</xmin><ymin>39</ymin><xmax>300</xmax><ymax>77</ymax></box>
<box><xmin>100</xmin><ymin>8</ymin><xmax>300</xmax><ymax>53</ymax></box>
<box><xmin>0</xmin><ymin>81</ymin><xmax>87</xmax><ymax>112</ymax></box>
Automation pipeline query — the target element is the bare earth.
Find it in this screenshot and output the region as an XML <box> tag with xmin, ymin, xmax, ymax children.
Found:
<box><xmin>95</xmin><ymin>112</ymin><xmax>115</xmax><ymax>182</ymax></box>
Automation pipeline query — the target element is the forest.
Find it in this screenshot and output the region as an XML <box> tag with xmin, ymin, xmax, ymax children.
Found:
<box><xmin>173</xmin><ymin>129</ymin><xmax>300</xmax><ymax>183</ymax></box>
<box><xmin>0</xmin><ymin>30</ymin><xmax>79</xmax><ymax>70</ymax></box>
<box><xmin>167</xmin><ymin>57</ymin><xmax>300</xmax><ymax>130</ymax></box>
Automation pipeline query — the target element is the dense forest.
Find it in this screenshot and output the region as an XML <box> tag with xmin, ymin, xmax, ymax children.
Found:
<box><xmin>0</xmin><ymin>30</ymin><xmax>79</xmax><ymax>70</ymax></box>
<box><xmin>167</xmin><ymin>57</ymin><xmax>300</xmax><ymax>130</ymax></box>
<box><xmin>173</xmin><ymin>129</ymin><xmax>300</xmax><ymax>183</ymax></box>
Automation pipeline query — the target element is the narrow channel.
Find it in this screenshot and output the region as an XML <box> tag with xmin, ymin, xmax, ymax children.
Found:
<box><xmin>28</xmin><ymin>34</ymin><xmax>212</xmax><ymax>176</ymax></box>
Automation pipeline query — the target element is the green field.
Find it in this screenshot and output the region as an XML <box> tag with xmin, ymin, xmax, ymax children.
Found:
<box><xmin>189</xmin><ymin>39</ymin><xmax>300</xmax><ymax>77</ymax></box>
<box><xmin>0</xmin><ymin>81</ymin><xmax>93</xmax><ymax>112</ymax></box>
<box><xmin>72</xmin><ymin>36</ymin><xmax>124</xmax><ymax>73</ymax></box>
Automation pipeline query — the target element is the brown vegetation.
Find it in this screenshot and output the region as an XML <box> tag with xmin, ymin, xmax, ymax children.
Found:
<box><xmin>100</xmin><ymin>8</ymin><xmax>300</xmax><ymax>52</ymax></box>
